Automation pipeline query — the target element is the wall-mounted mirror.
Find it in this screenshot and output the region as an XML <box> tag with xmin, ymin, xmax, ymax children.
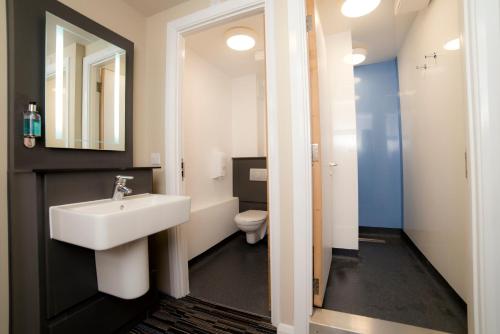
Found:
<box><xmin>45</xmin><ymin>12</ymin><xmax>126</xmax><ymax>151</ymax></box>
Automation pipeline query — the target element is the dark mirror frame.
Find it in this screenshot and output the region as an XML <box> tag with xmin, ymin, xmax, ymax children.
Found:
<box><xmin>8</xmin><ymin>0</ymin><xmax>134</xmax><ymax>171</ymax></box>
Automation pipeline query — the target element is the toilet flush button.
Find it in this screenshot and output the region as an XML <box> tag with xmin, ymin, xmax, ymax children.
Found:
<box><xmin>250</xmin><ymin>168</ymin><xmax>267</xmax><ymax>182</ymax></box>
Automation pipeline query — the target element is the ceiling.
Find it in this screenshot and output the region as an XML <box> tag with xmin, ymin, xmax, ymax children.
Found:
<box><xmin>185</xmin><ymin>13</ymin><xmax>266</xmax><ymax>78</ymax></box>
<box><xmin>317</xmin><ymin>0</ymin><xmax>418</xmax><ymax>65</ymax></box>
<box><xmin>122</xmin><ymin>0</ymin><xmax>189</xmax><ymax>16</ymax></box>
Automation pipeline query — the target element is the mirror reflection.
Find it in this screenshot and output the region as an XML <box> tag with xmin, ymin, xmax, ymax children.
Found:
<box><xmin>45</xmin><ymin>12</ymin><xmax>126</xmax><ymax>151</ymax></box>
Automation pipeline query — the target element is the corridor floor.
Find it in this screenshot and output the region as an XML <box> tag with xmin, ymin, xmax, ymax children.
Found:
<box><xmin>322</xmin><ymin>230</ymin><xmax>467</xmax><ymax>334</ymax></box>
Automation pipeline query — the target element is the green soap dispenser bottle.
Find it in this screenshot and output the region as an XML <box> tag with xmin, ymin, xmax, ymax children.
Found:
<box><xmin>23</xmin><ymin>101</ymin><xmax>41</xmax><ymax>148</ymax></box>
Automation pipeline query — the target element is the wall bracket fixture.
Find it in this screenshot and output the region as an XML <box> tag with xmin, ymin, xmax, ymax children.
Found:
<box><xmin>424</xmin><ymin>52</ymin><xmax>438</xmax><ymax>60</ymax></box>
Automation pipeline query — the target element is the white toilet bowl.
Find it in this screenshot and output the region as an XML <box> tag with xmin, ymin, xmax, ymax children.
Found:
<box><xmin>234</xmin><ymin>210</ymin><xmax>268</xmax><ymax>244</ymax></box>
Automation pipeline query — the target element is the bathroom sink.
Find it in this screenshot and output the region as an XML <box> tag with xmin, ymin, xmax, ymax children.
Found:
<box><xmin>49</xmin><ymin>193</ymin><xmax>191</xmax><ymax>300</ymax></box>
<box><xmin>50</xmin><ymin>193</ymin><xmax>191</xmax><ymax>250</ymax></box>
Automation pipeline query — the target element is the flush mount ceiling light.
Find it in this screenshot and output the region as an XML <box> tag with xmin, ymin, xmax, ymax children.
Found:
<box><xmin>225</xmin><ymin>27</ymin><xmax>256</xmax><ymax>51</ymax></box>
<box><xmin>443</xmin><ymin>38</ymin><xmax>461</xmax><ymax>51</ymax></box>
<box><xmin>341</xmin><ymin>0</ymin><xmax>381</xmax><ymax>18</ymax></box>
<box><xmin>343</xmin><ymin>48</ymin><xmax>367</xmax><ymax>66</ymax></box>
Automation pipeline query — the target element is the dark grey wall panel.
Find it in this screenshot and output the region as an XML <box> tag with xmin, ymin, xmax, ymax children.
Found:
<box><xmin>7</xmin><ymin>0</ymin><xmax>134</xmax><ymax>171</ymax></box>
<box><xmin>239</xmin><ymin>201</ymin><xmax>267</xmax><ymax>212</ymax></box>
<box><xmin>8</xmin><ymin>172</ymin><xmax>43</xmax><ymax>334</ymax></box>
<box><xmin>47</xmin><ymin>292</ymin><xmax>155</xmax><ymax>334</ymax></box>
<box><xmin>232</xmin><ymin>158</ymin><xmax>267</xmax><ymax>212</ymax></box>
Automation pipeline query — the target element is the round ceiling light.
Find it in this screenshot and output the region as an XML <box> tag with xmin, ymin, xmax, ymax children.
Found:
<box><xmin>225</xmin><ymin>27</ymin><xmax>256</xmax><ymax>51</ymax></box>
<box><xmin>343</xmin><ymin>48</ymin><xmax>367</xmax><ymax>66</ymax></box>
<box><xmin>341</xmin><ymin>0</ymin><xmax>381</xmax><ymax>18</ymax></box>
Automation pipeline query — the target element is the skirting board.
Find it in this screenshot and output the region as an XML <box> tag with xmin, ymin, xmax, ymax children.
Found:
<box><xmin>401</xmin><ymin>231</ymin><xmax>467</xmax><ymax>310</ymax></box>
<box><xmin>332</xmin><ymin>248</ymin><xmax>359</xmax><ymax>257</ymax></box>
<box><xmin>359</xmin><ymin>226</ymin><xmax>403</xmax><ymax>236</ymax></box>
<box><xmin>278</xmin><ymin>323</ymin><xmax>295</xmax><ymax>334</ymax></box>
<box><xmin>188</xmin><ymin>232</ymin><xmax>241</xmax><ymax>267</ymax></box>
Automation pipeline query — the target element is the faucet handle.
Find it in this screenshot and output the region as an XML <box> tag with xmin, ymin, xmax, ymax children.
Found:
<box><xmin>115</xmin><ymin>175</ymin><xmax>134</xmax><ymax>184</ymax></box>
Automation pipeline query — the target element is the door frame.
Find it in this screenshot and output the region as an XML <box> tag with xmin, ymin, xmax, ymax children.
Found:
<box><xmin>463</xmin><ymin>0</ymin><xmax>500</xmax><ymax>332</ymax></box>
<box><xmin>164</xmin><ymin>0</ymin><xmax>283</xmax><ymax>327</ymax></box>
<box><xmin>286</xmin><ymin>0</ymin><xmax>314</xmax><ymax>333</ymax></box>
<box><xmin>81</xmin><ymin>45</ymin><xmax>123</xmax><ymax>149</ymax></box>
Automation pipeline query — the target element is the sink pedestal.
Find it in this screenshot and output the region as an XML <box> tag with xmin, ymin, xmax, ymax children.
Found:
<box><xmin>95</xmin><ymin>237</ymin><xmax>149</xmax><ymax>299</ymax></box>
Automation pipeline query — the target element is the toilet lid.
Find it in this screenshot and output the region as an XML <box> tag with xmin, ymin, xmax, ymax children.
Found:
<box><xmin>235</xmin><ymin>210</ymin><xmax>268</xmax><ymax>224</ymax></box>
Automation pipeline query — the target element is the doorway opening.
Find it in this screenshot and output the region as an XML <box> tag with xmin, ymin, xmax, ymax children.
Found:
<box><xmin>181</xmin><ymin>12</ymin><xmax>270</xmax><ymax>317</ymax></box>
<box><xmin>309</xmin><ymin>0</ymin><xmax>469</xmax><ymax>333</ymax></box>
<box><xmin>161</xmin><ymin>0</ymin><xmax>282</xmax><ymax>324</ymax></box>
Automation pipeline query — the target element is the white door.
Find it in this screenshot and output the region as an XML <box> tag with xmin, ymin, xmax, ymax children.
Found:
<box><xmin>321</xmin><ymin>31</ymin><xmax>359</xmax><ymax>252</ymax></box>
<box><xmin>311</xmin><ymin>4</ymin><xmax>331</xmax><ymax>305</ymax></box>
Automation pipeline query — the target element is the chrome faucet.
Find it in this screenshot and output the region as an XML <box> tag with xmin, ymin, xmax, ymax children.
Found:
<box><xmin>112</xmin><ymin>175</ymin><xmax>134</xmax><ymax>201</ymax></box>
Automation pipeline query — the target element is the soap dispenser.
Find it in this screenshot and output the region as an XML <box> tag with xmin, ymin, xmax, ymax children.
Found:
<box><xmin>23</xmin><ymin>101</ymin><xmax>42</xmax><ymax>148</ymax></box>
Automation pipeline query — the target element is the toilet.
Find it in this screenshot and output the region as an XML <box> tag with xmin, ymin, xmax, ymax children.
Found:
<box><xmin>234</xmin><ymin>210</ymin><xmax>268</xmax><ymax>244</ymax></box>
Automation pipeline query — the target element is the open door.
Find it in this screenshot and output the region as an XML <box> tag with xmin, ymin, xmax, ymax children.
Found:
<box><xmin>306</xmin><ymin>0</ymin><xmax>329</xmax><ymax>307</ymax></box>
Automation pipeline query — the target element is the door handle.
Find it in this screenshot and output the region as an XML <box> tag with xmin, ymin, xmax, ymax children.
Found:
<box><xmin>328</xmin><ymin>162</ymin><xmax>338</xmax><ymax>167</ymax></box>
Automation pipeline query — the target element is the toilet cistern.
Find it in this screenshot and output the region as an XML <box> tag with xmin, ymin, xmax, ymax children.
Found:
<box><xmin>112</xmin><ymin>175</ymin><xmax>134</xmax><ymax>200</ymax></box>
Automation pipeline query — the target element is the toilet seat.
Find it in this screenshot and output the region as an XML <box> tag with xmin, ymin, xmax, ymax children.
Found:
<box><xmin>234</xmin><ymin>210</ymin><xmax>267</xmax><ymax>225</ymax></box>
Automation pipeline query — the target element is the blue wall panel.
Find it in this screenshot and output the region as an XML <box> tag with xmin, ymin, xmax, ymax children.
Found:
<box><xmin>354</xmin><ymin>59</ymin><xmax>403</xmax><ymax>228</ymax></box>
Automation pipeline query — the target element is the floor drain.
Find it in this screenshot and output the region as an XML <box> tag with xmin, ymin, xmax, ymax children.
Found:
<box><xmin>359</xmin><ymin>237</ymin><xmax>386</xmax><ymax>244</ymax></box>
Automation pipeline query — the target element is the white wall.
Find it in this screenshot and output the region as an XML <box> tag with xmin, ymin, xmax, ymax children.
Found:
<box><xmin>232</xmin><ymin>74</ymin><xmax>259</xmax><ymax>157</ymax></box>
<box><xmin>144</xmin><ymin>0</ymin><xmax>212</xmax><ymax>193</ymax></box>
<box><xmin>0</xmin><ymin>0</ymin><xmax>8</xmax><ymax>332</ymax></box>
<box><xmin>323</xmin><ymin>31</ymin><xmax>359</xmax><ymax>250</ymax></box>
<box><xmin>182</xmin><ymin>48</ymin><xmax>233</xmax><ymax>211</ymax></box>
<box><xmin>183</xmin><ymin>49</ymin><xmax>267</xmax><ymax>260</ymax></box>
<box><xmin>256</xmin><ymin>77</ymin><xmax>267</xmax><ymax>156</ymax></box>
<box><xmin>398</xmin><ymin>0</ymin><xmax>468</xmax><ymax>300</ymax></box>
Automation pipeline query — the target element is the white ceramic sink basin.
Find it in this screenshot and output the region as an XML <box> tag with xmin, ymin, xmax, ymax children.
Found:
<box><xmin>50</xmin><ymin>193</ymin><xmax>191</xmax><ymax>250</ymax></box>
<box><xmin>49</xmin><ymin>193</ymin><xmax>191</xmax><ymax>300</ymax></box>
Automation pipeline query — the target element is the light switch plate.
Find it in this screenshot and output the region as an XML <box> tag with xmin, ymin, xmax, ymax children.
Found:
<box><xmin>249</xmin><ymin>168</ymin><xmax>267</xmax><ymax>182</ymax></box>
<box><xmin>150</xmin><ymin>153</ymin><xmax>161</xmax><ymax>166</ymax></box>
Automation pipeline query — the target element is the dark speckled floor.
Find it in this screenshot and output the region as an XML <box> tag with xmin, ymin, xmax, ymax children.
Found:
<box><xmin>323</xmin><ymin>232</ymin><xmax>467</xmax><ymax>334</ymax></box>
<box><xmin>188</xmin><ymin>232</ymin><xmax>270</xmax><ymax>317</ymax></box>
